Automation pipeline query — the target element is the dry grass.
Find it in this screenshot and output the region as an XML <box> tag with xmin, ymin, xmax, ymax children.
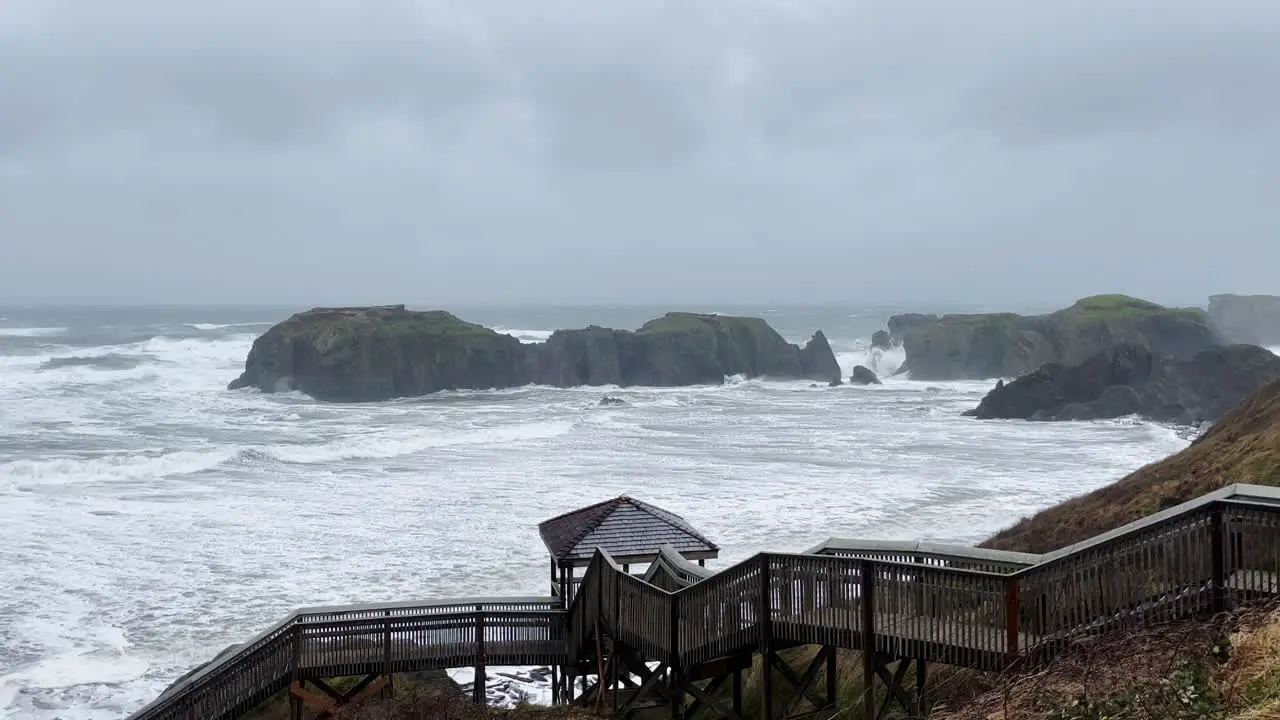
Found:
<box><xmin>1219</xmin><ymin>606</ymin><xmax>1280</xmax><ymax>719</ymax></box>
<box><xmin>982</xmin><ymin>379</ymin><xmax>1280</xmax><ymax>554</ymax></box>
<box><xmin>927</xmin><ymin>604</ymin><xmax>1280</xmax><ymax>720</ymax></box>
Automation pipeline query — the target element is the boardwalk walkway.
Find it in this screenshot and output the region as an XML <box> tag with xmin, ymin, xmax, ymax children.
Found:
<box><xmin>127</xmin><ymin>483</ymin><xmax>1280</xmax><ymax>720</ymax></box>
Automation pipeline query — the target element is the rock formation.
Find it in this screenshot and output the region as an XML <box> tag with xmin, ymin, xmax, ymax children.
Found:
<box><xmin>965</xmin><ymin>343</ymin><xmax>1280</xmax><ymax>425</ymax></box>
<box><xmin>228</xmin><ymin>306</ymin><xmax>841</xmax><ymax>401</ymax></box>
<box><xmin>1209</xmin><ymin>293</ymin><xmax>1280</xmax><ymax>346</ymax></box>
<box><xmin>849</xmin><ymin>365</ymin><xmax>882</xmax><ymax>385</ymax></box>
<box><xmin>870</xmin><ymin>330</ymin><xmax>892</xmax><ymax>351</ymax></box>
<box><xmin>878</xmin><ymin>295</ymin><xmax>1217</xmax><ymax>381</ymax></box>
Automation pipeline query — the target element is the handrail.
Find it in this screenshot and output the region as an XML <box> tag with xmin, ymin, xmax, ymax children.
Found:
<box><xmin>806</xmin><ymin>538</ymin><xmax>1042</xmax><ymax>572</ymax></box>
<box><xmin>644</xmin><ymin>543</ymin><xmax>715</xmax><ymax>589</ymax></box>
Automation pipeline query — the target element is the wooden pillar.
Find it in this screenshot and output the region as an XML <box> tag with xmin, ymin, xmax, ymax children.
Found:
<box><xmin>1004</xmin><ymin>577</ymin><xmax>1021</xmax><ymax>663</ymax></box>
<box><xmin>915</xmin><ymin>659</ymin><xmax>928</xmax><ymax>718</ymax></box>
<box><xmin>670</xmin><ymin>594</ymin><xmax>683</xmax><ymax>718</ymax></box>
<box><xmin>826</xmin><ymin>646</ymin><xmax>837</xmax><ymax>709</ymax></box>
<box><xmin>860</xmin><ymin>559</ymin><xmax>876</xmax><ymax>720</ymax></box>
<box><xmin>733</xmin><ymin>667</ymin><xmax>743</xmax><ymax>717</ymax></box>
<box><xmin>760</xmin><ymin>554</ymin><xmax>774</xmax><ymax>720</ymax></box>
<box><xmin>551</xmin><ymin>665</ymin><xmax>559</xmax><ymax>706</ymax></box>
<box><xmin>383</xmin><ymin>610</ymin><xmax>394</xmax><ymax>698</ymax></box>
<box><xmin>473</xmin><ymin>605</ymin><xmax>487</xmax><ymax>705</ymax></box>
<box><xmin>1211</xmin><ymin>505</ymin><xmax>1227</xmax><ymax>613</ymax></box>
<box><xmin>289</xmin><ymin>681</ymin><xmax>303</xmax><ymax>720</ymax></box>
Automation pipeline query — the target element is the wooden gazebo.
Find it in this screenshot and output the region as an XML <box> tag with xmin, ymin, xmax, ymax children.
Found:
<box><xmin>538</xmin><ymin>495</ymin><xmax>719</xmax><ymax>603</ymax></box>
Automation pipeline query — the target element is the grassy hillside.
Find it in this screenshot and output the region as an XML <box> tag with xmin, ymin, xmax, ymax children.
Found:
<box><xmin>982</xmin><ymin>379</ymin><xmax>1280</xmax><ymax>554</ymax></box>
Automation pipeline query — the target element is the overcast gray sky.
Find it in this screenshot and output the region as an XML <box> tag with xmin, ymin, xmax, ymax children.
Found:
<box><xmin>1</xmin><ymin>0</ymin><xmax>1277</xmax><ymax>308</ymax></box>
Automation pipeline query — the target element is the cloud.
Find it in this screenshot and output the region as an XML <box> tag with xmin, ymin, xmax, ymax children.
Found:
<box><xmin>1</xmin><ymin>0</ymin><xmax>1278</xmax><ymax>306</ymax></box>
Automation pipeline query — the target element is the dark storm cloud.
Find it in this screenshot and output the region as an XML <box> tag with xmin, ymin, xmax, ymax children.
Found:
<box><xmin>1</xmin><ymin>0</ymin><xmax>1277</xmax><ymax>307</ymax></box>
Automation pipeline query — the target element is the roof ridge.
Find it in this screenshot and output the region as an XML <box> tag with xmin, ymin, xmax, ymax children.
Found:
<box><xmin>560</xmin><ymin>495</ymin><xmax>628</xmax><ymax>558</ymax></box>
<box><xmin>537</xmin><ymin>495</ymin><xmax>618</xmax><ymax>527</ymax></box>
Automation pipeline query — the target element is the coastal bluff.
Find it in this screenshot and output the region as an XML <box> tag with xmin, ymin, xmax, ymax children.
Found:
<box><xmin>227</xmin><ymin>305</ymin><xmax>841</xmax><ymax>401</ymax></box>
<box><xmin>880</xmin><ymin>294</ymin><xmax>1218</xmax><ymax>381</ymax></box>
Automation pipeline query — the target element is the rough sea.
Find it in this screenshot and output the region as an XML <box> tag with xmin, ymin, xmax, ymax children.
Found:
<box><xmin>0</xmin><ymin>304</ymin><xmax>1207</xmax><ymax>719</ymax></box>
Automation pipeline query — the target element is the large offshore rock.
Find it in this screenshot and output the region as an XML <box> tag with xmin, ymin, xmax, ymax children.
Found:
<box><xmin>229</xmin><ymin>307</ymin><xmax>841</xmax><ymax>401</ymax></box>
<box><xmin>881</xmin><ymin>295</ymin><xmax>1217</xmax><ymax>381</ymax></box>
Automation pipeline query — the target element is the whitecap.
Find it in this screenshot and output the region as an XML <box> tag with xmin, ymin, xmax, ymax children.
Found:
<box><xmin>490</xmin><ymin>327</ymin><xmax>555</xmax><ymax>344</ymax></box>
<box><xmin>0</xmin><ymin>327</ymin><xmax>65</xmax><ymax>337</ymax></box>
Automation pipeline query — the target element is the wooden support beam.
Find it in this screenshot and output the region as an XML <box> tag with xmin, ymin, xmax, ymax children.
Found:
<box><xmin>861</xmin><ymin>560</ymin><xmax>876</xmax><ymax>720</ymax></box>
<box><xmin>289</xmin><ymin>682</ymin><xmax>337</xmax><ymax>716</ymax></box>
<box><xmin>760</xmin><ymin>555</ymin><xmax>774</xmax><ymax>720</ymax></box>
<box><xmin>916</xmin><ymin>659</ymin><xmax>928</xmax><ymax>719</ymax></box>
<box><xmin>777</xmin><ymin>647</ymin><xmax>831</xmax><ymax>718</ymax></box>
<box><xmin>474</xmin><ymin>605</ymin><xmax>487</xmax><ymax>706</ymax></box>
<box><xmin>681</xmin><ymin>674</ymin><xmax>732</xmax><ymax>720</ymax></box>
<box><xmin>733</xmin><ymin>668</ymin><xmax>743</xmax><ymax>718</ymax></box>
<box><xmin>826</xmin><ymin>646</ymin><xmax>837</xmax><ymax>710</ymax></box>
<box><xmin>873</xmin><ymin>658</ymin><xmax>912</xmax><ymax>720</ymax></box>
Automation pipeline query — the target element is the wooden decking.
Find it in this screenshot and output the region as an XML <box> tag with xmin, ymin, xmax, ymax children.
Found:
<box><xmin>126</xmin><ymin>483</ymin><xmax>1280</xmax><ymax>720</ymax></box>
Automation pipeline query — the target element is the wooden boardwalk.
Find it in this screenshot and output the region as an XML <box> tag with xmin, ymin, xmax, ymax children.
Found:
<box><xmin>126</xmin><ymin>483</ymin><xmax>1280</xmax><ymax>720</ymax></box>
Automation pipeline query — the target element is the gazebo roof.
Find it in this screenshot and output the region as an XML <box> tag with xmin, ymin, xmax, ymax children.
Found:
<box><xmin>538</xmin><ymin>495</ymin><xmax>719</xmax><ymax>565</ymax></box>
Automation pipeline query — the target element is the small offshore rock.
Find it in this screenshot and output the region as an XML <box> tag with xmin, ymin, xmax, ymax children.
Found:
<box><xmin>599</xmin><ymin>395</ymin><xmax>628</xmax><ymax>407</ymax></box>
<box><xmin>850</xmin><ymin>365</ymin><xmax>882</xmax><ymax>385</ymax></box>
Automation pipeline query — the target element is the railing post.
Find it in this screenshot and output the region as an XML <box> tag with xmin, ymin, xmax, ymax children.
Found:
<box><xmin>1211</xmin><ymin>505</ymin><xmax>1227</xmax><ymax>614</ymax></box>
<box><xmin>759</xmin><ymin>554</ymin><xmax>773</xmax><ymax>720</ymax></box>
<box><xmin>670</xmin><ymin>592</ymin><xmax>683</xmax><ymax>718</ymax></box>
<box><xmin>473</xmin><ymin>605</ymin><xmax>487</xmax><ymax>705</ymax></box>
<box><xmin>861</xmin><ymin>559</ymin><xmax>875</xmax><ymax>720</ymax></box>
<box><xmin>383</xmin><ymin>610</ymin><xmax>394</xmax><ymax>697</ymax></box>
<box><xmin>1004</xmin><ymin>577</ymin><xmax>1021</xmax><ymax>665</ymax></box>
<box><xmin>290</xmin><ymin>625</ymin><xmax>302</xmax><ymax>720</ymax></box>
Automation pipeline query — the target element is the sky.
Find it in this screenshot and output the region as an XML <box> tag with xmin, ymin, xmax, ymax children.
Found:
<box><xmin>1</xmin><ymin>0</ymin><xmax>1278</xmax><ymax>308</ymax></box>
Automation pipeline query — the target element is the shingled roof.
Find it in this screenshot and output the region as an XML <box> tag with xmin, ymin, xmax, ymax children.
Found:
<box><xmin>538</xmin><ymin>495</ymin><xmax>720</xmax><ymax>565</ymax></box>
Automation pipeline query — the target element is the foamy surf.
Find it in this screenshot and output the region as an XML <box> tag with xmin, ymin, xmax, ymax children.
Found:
<box><xmin>0</xmin><ymin>307</ymin><xmax>1203</xmax><ymax>719</ymax></box>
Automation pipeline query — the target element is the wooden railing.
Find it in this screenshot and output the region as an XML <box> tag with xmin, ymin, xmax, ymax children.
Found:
<box><xmin>127</xmin><ymin>484</ymin><xmax>1280</xmax><ymax>720</ymax></box>
<box><xmin>127</xmin><ymin>598</ymin><xmax>564</xmax><ymax>720</ymax></box>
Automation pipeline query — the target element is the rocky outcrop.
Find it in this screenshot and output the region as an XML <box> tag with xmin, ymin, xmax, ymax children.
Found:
<box><xmin>799</xmin><ymin>331</ymin><xmax>843</xmax><ymax>385</ymax></box>
<box><xmin>965</xmin><ymin>343</ymin><xmax>1280</xmax><ymax>425</ymax></box>
<box><xmin>227</xmin><ymin>306</ymin><xmax>530</xmax><ymax>402</ymax></box>
<box><xmin>229</xmin><ymin>307</ymin><xmax>840</xmax><ymax>401</ymax></box>
<box><xmin>849</xmin><ymin>365</ymin><xmax>882</xmax><ymax>385</ymax></box>
<box><xmin>880</xmin><ymin>295</ymin><xmax>1217</xmax><ymax>381</ymax></box>
<box><xmin>886</xmin><ymin>314</ymin><xmax>937</xmax><ymax>344</ymax></box>
<box><xmin>1209</xmin><ymin>294</ymin><xmax>1280</xmax><ymax>346</ymax></box>
<box><xmin>870</xmin><ymin>330</ymin><xmax>892</xmax><ymax>351</ymax></box>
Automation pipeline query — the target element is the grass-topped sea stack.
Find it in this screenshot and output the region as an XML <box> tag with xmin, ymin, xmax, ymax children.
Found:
<box><xmin>880</xmin><ymin>294</ymin><xmax>1218</xmax><ymax>381</ymax></box>
<box><xmin>229</xmin><ymin>306</ymin><xmax>842</xmax><ymax>402</ymax></box>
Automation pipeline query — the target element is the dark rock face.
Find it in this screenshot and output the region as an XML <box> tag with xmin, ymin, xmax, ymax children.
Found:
<box><xmin>229</xmin><ymin>308</ymin><xmax>840</xmax><ymax>401</ymax></box>
<box><xmin>850</xmin><ymin>365</ymin><xmax>882</xmax><ymax>385</ymax></box>
<box><xmin>1209</xmin><ymin>294</ymin><xmax>1280</xmax><ymax>346</ymax></box>
<box><xmin>968</xmin><ymin>343</ymin><xmax>1280</xmax><ymax>425</ymax></box>
<box><xmin>888</xmin><ymin>295</ymin><xmax>1217</xmax><ymax>381</ymax></box>
<box><xmin>870</xmin><ymin>330</ymin><xmax>892</xmax><ymax>351</ymax></box>
<box><xmin>799</xmin><ymin>331</ymin><xmax>843</xmax><ymax>385</ymax></box>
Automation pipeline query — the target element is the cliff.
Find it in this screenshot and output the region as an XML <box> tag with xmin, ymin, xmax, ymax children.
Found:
<box><xmin>228</xmin><ymin>307</ymin><xmax>841</xmax><ymax>401</ymax></box>
<box><xmin>886</xmin><ymin>294</ymin><xmax>1217</xmax><ymax>381</ymax></box>
<box><xmin>1209</xmin><ymin>293</ymin><xmax>1280</xmax><ymax>346</ymax></box>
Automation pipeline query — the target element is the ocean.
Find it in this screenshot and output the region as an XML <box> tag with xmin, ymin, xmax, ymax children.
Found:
<box><xmin>0</xmin><ymin>304</ymin><xmax>1197</xmax><ymax>719</ymax></box>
